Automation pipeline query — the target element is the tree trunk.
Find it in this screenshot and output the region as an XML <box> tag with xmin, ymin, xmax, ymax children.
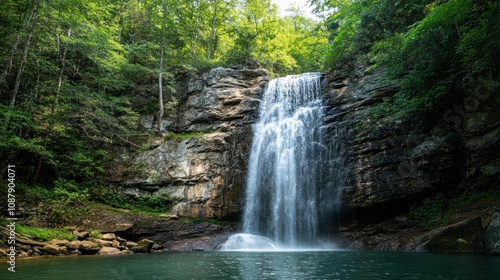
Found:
<box><xmin>0</xmin><ymin>1</ymin><xmax>39</xmax><ymax>87</ymax></box>
<box><xmin>33</xmin><ymin>27</ymin><xmax>72</xmax><ymax>184</ymax></box>
<box><xmin>207</xmin><ymin>0</ymin><xmax>218</xmax><ymax>62</ymax></box>
<box><xmin>157</xmin><ymin>0</ymin><xmax>169</xmax><ymax>134</ymax></box>
<box><xmin>2</xmin><ymin>21</ymin><xmax>36</xmax><ymax>134</ymax></box>
<box><xmin>191</xmin><ymin>1</ymin><xmax>200</xmax><ymax>65</ymax></box>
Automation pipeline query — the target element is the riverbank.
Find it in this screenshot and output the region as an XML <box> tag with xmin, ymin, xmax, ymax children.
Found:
<box><xmin>0</xmin><ymin>204</ymin><xmax>238</xmax><ymax>259</ymax></box>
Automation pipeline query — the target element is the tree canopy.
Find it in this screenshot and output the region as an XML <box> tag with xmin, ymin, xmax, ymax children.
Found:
<box><xmin>0</xmin><ymin>0</ymin><xmax>328</xmax><ymax>202</ymax></box>
<box><xmin>313</xmin><ymin>0</ymin><xmax>500</xmax><ymax>119</ymax></box>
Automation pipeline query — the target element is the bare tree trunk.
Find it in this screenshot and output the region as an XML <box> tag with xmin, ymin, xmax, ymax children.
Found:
<box><xmin>207</xmin><ymin>0</ymin><xmax>218</xmax><ymax>62</ymax></box>
<box><xmin>190</xmin><ymin>1</ymin><xmax>200</xmax><ymax>65</ymax></box>
<box><xmin>0</xmin><ymin>1</ymin><xmax>39</xmax><ymax>86</ymax></box>
<box><xmin>2</xmin><ymin>23</ymin><xmax>36</xmax><ymax>134</ymax></box>
<box><xmin>118</xmin><ymin>0</ymin><xmax>128</xmax><ymax>42</ymax></box>
<box><xmin>157</xmin><ymin>0</ymin><xmax>169</xmax><ymax>134</ymax></box>
<box><xmin>33</xmin><ymin>28</ymin><xmax>72</xmax><ymax>184</ymax></box>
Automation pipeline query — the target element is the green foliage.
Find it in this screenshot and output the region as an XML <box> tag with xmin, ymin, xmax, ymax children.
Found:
<box><xmin>0</xmin><ymin>0</ymin><xmax>323</xmax><ymax>227</ymax></box>
<box><xmin>410</xmin><ymin>188</ymin><xmax>500</xmax><ymax>230</ymax></box>
<box><xmin>163</xmin><ymin>131</ymin><xmax>208</xmax><ymax>142</ymax></box>
<box><xmin>89</xmin><ymin>230</ymin><xmax>103</xmax><ymax>239</ymax></box>
<box><xmin>45</xmin><ymin>179</ymin><xmax>90</xmax><ymax>225</ymax></box>
<box><xmin>16</xmin><ymin>224</ymin><xmax>77</xmax><ymax>242</ymax></box>
<box><xmin>93</xmin><ymin>187</ymin><xmax>173</xmax><ymax>213</ymax></box>
<box><xmin>410</xmin><ymin>194</ymin><xmax>447</xmax><ymax>230</ymax></box>
<box><xmin>316</xmin><ymin>0</ymin><xmax>500</xmax><ymax>119</ymax></box>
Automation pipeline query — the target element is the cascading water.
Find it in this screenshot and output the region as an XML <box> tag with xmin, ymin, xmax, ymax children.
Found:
<box><xmin>222</xmin><ymin>73</ymin><xmax>335</xmax><ymax>251</ymax></box>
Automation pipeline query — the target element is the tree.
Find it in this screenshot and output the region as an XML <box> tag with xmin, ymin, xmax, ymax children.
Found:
<box><xmin>157</xmin><ymin>0</ymin><xmax>168</xmax><ymax>133</ymax></box>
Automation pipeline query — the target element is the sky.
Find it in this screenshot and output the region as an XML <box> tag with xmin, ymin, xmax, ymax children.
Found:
<box><xmin>272</xmin><ymin>0</ymin><xmax>318</xmax><ymax>20</ymax></box>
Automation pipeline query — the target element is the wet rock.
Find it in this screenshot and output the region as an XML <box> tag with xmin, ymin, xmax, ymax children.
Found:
<box><xmin>485</xmin><ymin>212</ymin><xmax>500</xmax><ymax>255</ymax></box>
<box><xmin>59</xmin><ymin>246</ymin><xmax>68</xmax><ymax>254</ymax></box>
<box><xmin>151</xmin><ymin>243</ymin><xmax>163</xmax><ymax>250</ymax></box>
<box><xmin>422</xmin><ymin>217</ymin><xmax>485</xmax><ymax>253</ymax></box>
<box><xmin>130</xmin><ymin>239</ymin><xmax>154</xmax><ymax>253</ymax></box>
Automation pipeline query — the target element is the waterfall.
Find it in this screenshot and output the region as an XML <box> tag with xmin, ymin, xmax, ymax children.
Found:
<box><xmin>222</xmin><ymin>73</ymin><xmax>330</xmax><ymax>251</ymax></box>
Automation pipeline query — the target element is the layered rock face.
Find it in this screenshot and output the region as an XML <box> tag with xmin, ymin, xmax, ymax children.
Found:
<box><xmin>106</xmin><ymin>64</ymin><xmax>499</xmax><ymax>252</ymax></box>
<box><xmin>324</xmin><ymin>59</ymin><xmax>499</xmax><ymax>210</ymax></box>
<box><xmin>107</xmin><ymin>68</ymin><xmax>269</xmax><ymax>220</ymax></box>
<box><xmin>323</xmin><ymin>58</ymin><xmax>500</xmax><ymax>252</ymax></box>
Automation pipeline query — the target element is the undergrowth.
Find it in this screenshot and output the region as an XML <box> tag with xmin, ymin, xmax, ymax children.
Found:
<box><xmin>410</xmin><ymin>189</ymin><xmax>500</xmax><ymax>230</ymax></box>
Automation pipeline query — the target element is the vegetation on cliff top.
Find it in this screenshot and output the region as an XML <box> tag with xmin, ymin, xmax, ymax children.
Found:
<box><xmin>316</xmin><ymin>0</ymin><xmax>499</xmax><ymax>119</ymax></box>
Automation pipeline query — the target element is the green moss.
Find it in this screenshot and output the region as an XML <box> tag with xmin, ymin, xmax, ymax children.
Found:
<box><xmin>163</xmin><ymin>131</ymin><xmax>210</xmax><ymax>142</ymax></box>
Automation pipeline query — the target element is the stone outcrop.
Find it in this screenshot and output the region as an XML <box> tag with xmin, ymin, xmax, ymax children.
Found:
<box><xmin>323</xmin><ymin>58</ymin><xmax>500</xmax><ymax>252</ymax></box>
<box><xmin>107</xmin><ymin>67</ymin><xmax>269</xmax><ymax>220</ymax></box>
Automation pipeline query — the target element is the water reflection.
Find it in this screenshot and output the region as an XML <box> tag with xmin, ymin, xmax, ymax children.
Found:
<box><xmin>3</xmin><ymin>251</ymin><xmax>499</xmax><ymax>279</ymax></box>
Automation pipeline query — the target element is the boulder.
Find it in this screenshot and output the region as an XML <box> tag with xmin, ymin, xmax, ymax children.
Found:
<box><xmin>66</xmin><ymin>240</ymin><xmax>81</xmax><ymax>250</ymax></box>
<box><xmin>485</xmin><ymin>212</ymin><xmax>500</xmax><ymax>255</ymax></box>
<box><xmin>130</xmin><ymin>239</ymin><xmax>154</xmax><ymax>253</ymax></box>
<box><xmin>151</xmin><ymin>243</ymin><xmax>163</xmax><ymax>250</ymax></box>
<box><xmin>59</xmin><ymin>246</ymin><xmax>68</xmax><ymax>254</ymax></box>
<box><xmin>102</xmin><ymin>233</ymin><xmax>116</xmax><ymax>241</ymax></box>
<box><xmin>117</xmin><ymin>236</ymin><xmax>127</xmax><ymax>242</ymax></box>
<box><xmin>97</xmin><ymin>247</ymin><xmax>122</xmax><ymax>255</ymax></box>
<box><xmin>94</xmin><ymin>239</ymin><xmax>113</xmax><ymax>247</ymax></box>
<box><xmin>79</xmin><ymin>241</ymin><xmax>101</xmax><ymax>254</ymax></box>
<box><xmin>19</xmin><ymin>251</ymin><xmax>29</xmax><ymax>257</ymax></box>
<box><xmin>41</xmin><ymin>244</ymin><xmax>60</xmax><ymax>255</ymax></box>
<box><xmin>75</xmin><ymin>231</ymin><xmax>89</xmax><ymax>240</ymax></box>
<box><xmin>50</xmin><ymin>239</ymin><xmax>69</xmax><ymax>246</ymax></box>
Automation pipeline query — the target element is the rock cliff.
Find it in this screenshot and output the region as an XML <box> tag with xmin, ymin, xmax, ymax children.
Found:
<box><xmin>106</xmin><ymin>63</ymin><xmax>499</xmax><ymax>253</ymax></box>
<box><xmin>323</xmin><ymin>58</ymin><xmax>500</xmax><ymax>253</ymax></box>
<box><xmin>107</xmin><ymin>68</ymin><xmax>268</xmax><ymax>220</ymax></box>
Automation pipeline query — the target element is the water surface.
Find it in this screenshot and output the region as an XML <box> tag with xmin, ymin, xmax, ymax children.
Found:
<box><xmin>3</xmin><ymin>251</ymin><xmax>498</xmax><ymax>279</ymax></box>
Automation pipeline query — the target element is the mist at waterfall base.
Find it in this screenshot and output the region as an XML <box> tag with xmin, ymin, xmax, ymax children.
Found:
<box><xmin>222</xmin><ymin>73</ymin><xmax>341</xmax><ymax>251</ymax></box>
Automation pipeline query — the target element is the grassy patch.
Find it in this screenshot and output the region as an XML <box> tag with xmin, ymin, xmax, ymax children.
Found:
<box><xmin>163</xmin><ymin>131</ymin><xmax>210</xmax><ymax>142</ymax></box>
<box><xmin>180</xmin><ymin>217</ymin><xmax>239</xmax><ymax>226</ymax></box>
<box><xmin>16</xmin><ymin>224</ymin><xmax>77</xmax><ymax>242</ymax></box>
<box><xmin>93</xmin><ymin>188</ymin><xmax>173</xmax><ymax>213</ymax></box>
<box><xmin>89</xmin><ymin>230</ymin><xmax>103</xmax><ymax>239</ymax></box>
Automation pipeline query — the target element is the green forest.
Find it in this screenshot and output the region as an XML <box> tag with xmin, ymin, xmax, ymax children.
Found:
<box><xmin>0</xmin><ymin>0</ymin><xmax>499</xmax><ymax>223</ymax></box>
